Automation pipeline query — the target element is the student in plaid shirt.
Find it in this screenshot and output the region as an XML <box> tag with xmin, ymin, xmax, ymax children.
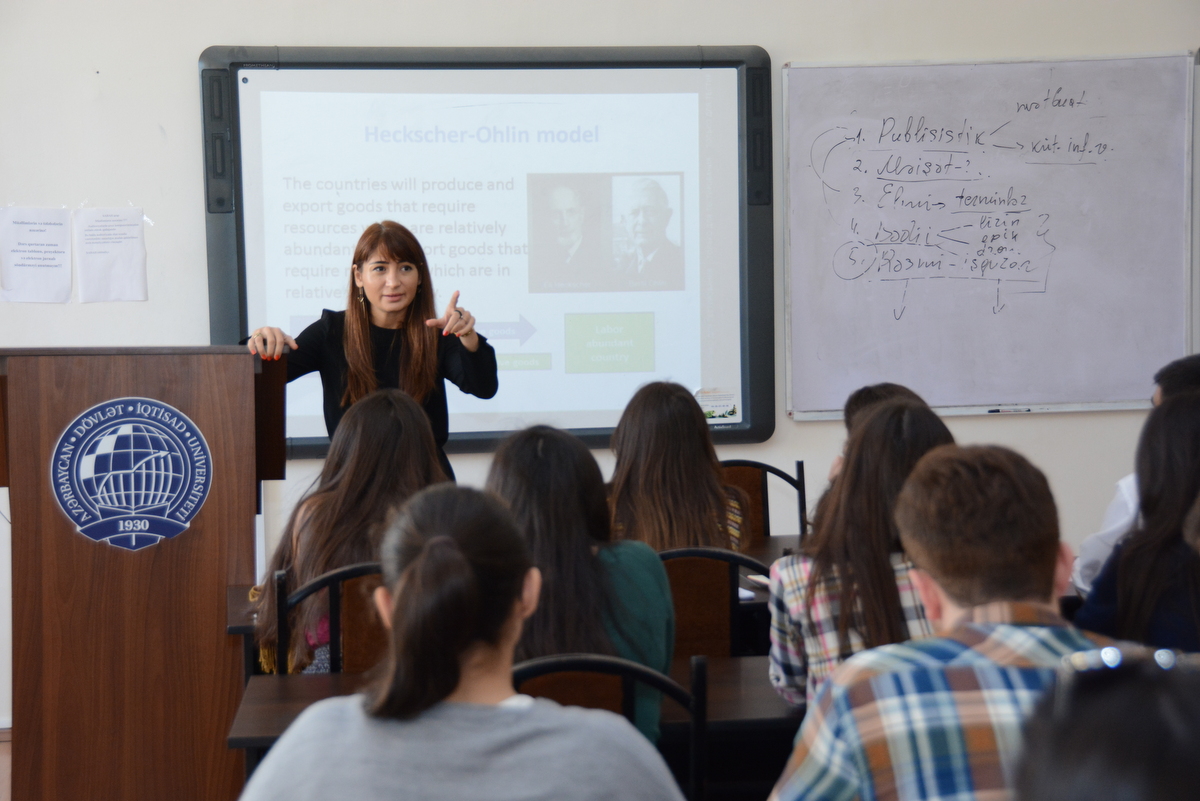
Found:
<box><xmin>771</xmin><ymin>445</ymin><xmax>1110</xmax><ymax>801</ymax></box>
<box><xmin>769</xmin><ymin>399</ymin><xmax>951</xmax><ymax>706</ymax></box>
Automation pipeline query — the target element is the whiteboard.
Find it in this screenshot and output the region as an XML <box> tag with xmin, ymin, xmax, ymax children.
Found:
<box><xmin>785</xmin><ymin>55</ymin><xmax>1194</xmax><ymax>415</ymax></box>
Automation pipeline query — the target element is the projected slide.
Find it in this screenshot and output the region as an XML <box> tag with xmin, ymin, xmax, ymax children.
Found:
<box><xmin>237</xmin><ymin>68</ymin><xmax>743</xmax><ymax>439</ymax></box>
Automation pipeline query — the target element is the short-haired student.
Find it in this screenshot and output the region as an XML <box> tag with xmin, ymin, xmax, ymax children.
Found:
<box><xmin>771</xmin><ymin>445</ymin><xmax>1109</xmax><ymax>801</ymax></box>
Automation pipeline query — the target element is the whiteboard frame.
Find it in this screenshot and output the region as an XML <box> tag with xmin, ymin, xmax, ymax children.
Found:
<box><xmin>198</xmin><ymin>45</ymin><xmax>778</xmax><ymax>454</ymax></box>
<box><xmin>782</xmin><ymin>52</ymin><xmax>1197</xmax><ymax>421</ymax></box>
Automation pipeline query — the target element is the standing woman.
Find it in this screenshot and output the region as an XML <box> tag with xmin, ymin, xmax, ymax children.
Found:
<box><xmin>608</xmin><ymin>381</ymin><xmax>747</xmax><ymax>550</ymax></box>
<box><xmin>248</xmin><ymin>220</ymin><xmax>498</xmax><ymax>479</ymax></box>
<box><xmin>769</xmin><ymin>398</ymin><xmax>953</xmax><ymax>706</ymax></box>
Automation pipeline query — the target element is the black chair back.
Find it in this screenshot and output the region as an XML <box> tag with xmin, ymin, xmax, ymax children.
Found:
<box><xmin>273</xmin><ymin>561</ymin><xmax>383</xmax><ymax>674</ymax></box>
<box><xmin>719</xmin><ymin>459</ymin><xmax>808</xmax><ymax>548</ymax></box>
<box><xmin>513</xmin><ymin>653</ymin><xmax>708</xmax><ymax>801</ymax></box>
<box><xmin>659</xmin><ymin>548</ymin><xmax>769</xmax><ymax>659</ymax></box>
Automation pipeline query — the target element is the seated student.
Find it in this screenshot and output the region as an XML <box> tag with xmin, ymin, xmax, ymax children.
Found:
<box><xmin>1074</xmin><ymin>392</ymin><xmax>1200</xmax><ymax>651</ymax></box>
<box><xmin>608</xmin><ymin>381</ymin><xmax>747</xmax><ymax>549</ymax></box>
<box><xmin>771</xmin><ymin>445</ymin><xmax>1108</xmax><ymax>801</ymax></box>
<box><xmin>485</xmin><ymin>425</ymin><xmax>674</xmax><ymax>741</ymax></box>
<box><xmin>238</xmin><ymin>485</ymin><xmax>684</xmax><ymax>801</ymax></box>
<box><xmin>1073</xmin><ymin>354</ymin><xmax>1200</xmax><ymax>595</ymax></box>
<box><xmin>252</xmin><ymin>389</ymin><xmax>447</xmax><ymax>673</ymax></box>
<box><xmin>843</xmin><ymin>382</ymin><xmax>927</xmax><ymax>431</ymax></box>
<box><xmin>769</xmin><ymin>399</ymin><xmax>951</xmax><ymax>706</ymax></box>
<box><xmin>1016</xmin><ymin>645</ymin><xmax>1200</xmax><ymax>801</ymax></box>
<box><xmin>826</xmin><ymin>382</ymin><xmax>926</xmax><ymax>481</ymax></box>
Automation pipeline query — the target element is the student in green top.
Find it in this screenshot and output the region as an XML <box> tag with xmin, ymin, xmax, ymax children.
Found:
<box><xmin>486</xmin><ymin>425</ymin><xmax>675</xmax><ymax>742</ymax></box>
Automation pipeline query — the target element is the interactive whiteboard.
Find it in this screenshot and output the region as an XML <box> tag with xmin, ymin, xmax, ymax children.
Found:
<box><xmin>200</xmin><ymin>46</ymin><xmax>775</xmax><ymax>454</ymax></box>
<box><xmin>785</xmin><ymin>54</ymin><xmax>1194</xmax><ymax>416</ymax></box>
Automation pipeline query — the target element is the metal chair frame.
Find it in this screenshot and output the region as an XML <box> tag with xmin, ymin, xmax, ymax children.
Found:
<box><xmin>273</xmin><ymin>561</ymin><xmax>382</xmax><ymax>674</ymax></box>
<box><xmin>513</xmin><ymin>653</ymin><xmax>708</xmax><ymax>801</ymax></box>
<box><xmin>719</xmin><ymin>458</ymin><xmax>808</xmax><ymax>539</ymax></box>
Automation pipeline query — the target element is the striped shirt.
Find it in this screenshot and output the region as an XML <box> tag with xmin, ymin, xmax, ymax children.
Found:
<box><xmin>725</xmin><ymin>492</ymin><xmax>744</xmax><ymax>550</ymax></box>
<box><xmin>769</xmin><ymin>552</ymin><xmax>932</xmax><ymax>706</ymax></box>
<box><xmin>769</xmin><ymin>603</ymin><xmax>1111</xmax><ymax>801</ymax></box>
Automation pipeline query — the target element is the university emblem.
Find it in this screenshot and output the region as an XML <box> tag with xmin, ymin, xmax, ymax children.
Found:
<box><xmin>50</xmin><ymin>398</ymin><xmax>212</xmax><ymax>551</ymax></box>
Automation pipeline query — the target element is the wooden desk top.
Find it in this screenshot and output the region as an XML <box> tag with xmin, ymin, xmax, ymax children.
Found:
<box><xmin>228</xmin><ymin>655</ymin><xmax>802</xmax><ymax>749</ymax></box>
<box><xmin>229</xmin><ymin>673</ymin><xmax>369</xmax><ymax>749</ymax></box>
<box><xmin>663</xmin><ymin>655</ymin><xmax>803</xmax><ymax>732</ymax></box>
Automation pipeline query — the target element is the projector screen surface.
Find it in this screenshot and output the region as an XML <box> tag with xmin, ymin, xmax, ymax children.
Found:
<box><xmin>237</xmin><ymin>66</ymin><xmax>744</xmax><ymax>440</ymax></box>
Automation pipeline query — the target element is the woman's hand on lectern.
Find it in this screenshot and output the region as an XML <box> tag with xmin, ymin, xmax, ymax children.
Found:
<box><xmin>247</xmin><ymin>327</ymin><xmax>298</xmax><ymax>360</ymax></box>
<box><xmin>426</xmin><ymin>291</ymin><xmax>480</xmax><ymax>352</ymax></box>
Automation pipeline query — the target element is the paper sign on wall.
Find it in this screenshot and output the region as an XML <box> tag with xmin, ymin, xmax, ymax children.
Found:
<box><xmin>74</xmin><ymin>208</ymin><xmax>147</xmax><ymax>303</ymax></box>
<box><xmin>0</xmin><ymin>207</ymin><xmax>72</xmax><ymax>303</ymax></box>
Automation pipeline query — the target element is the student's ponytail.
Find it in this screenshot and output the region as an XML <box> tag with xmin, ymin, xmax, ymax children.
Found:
<box><xmin>368</xmin><ymin>485</ymin><xmax>532</xmax><ymax>720</ymax></box>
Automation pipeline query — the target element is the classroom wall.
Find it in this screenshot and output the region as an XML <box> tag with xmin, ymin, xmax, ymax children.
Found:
<box><xmin>2</xmin><ymin>0</ymin><xmax>1196</xmax><ymax>726</ymax></box>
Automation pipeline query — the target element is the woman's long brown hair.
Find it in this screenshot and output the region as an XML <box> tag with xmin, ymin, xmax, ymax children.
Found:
<box><xmin>802</xmin><ymin>398</ymin><xmax>953</xmax><ymax>653</ymax></box>
<box><xmin>342</xmin><ymin>221</ymin><xmax>439</xmax><ymax>406</ymax></box>
<box><xmin>253</xmin><ymin>389</ymin><xmax>447</xmax><ymax>671</ymax></box>
<box><xmin>609</xmin><ymin>381</ymin><xmax>743</xmax><ymax>550</ymax></box>
<box><xmin>486</xmin><ymin>426</ymin><xmax>618</xmax><ymax>662</ymax></box>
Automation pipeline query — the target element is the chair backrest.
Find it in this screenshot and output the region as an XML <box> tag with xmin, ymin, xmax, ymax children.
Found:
<box><xmin>659</xmin><ymin>548</ymin><xmax>770</xmax><ymax>660</ymax></box>
<box><xmin>719</xmin><ymin>460</ymin><xmax>807</xmax><ymax>551</ymax></box>
<box><xmin>273</xmin><ymin>561</ymin><xmax>385</xmax><ymax>674</ymax></box>
<box><xmin>513</xmin><ymin>653</ymin><xmax>708</xmax><ymax>801</ymax></box>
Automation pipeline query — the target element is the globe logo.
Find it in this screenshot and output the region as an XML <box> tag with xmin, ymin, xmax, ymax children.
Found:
<box><xmin>50</xmin><ymin>398</ymin><xmax>212</xmax><ymax>551</ymax></box>
<box><xmin>80</xmin><ymin>423</ymin><xmax>186</xmax><ymax>515</ymax></box>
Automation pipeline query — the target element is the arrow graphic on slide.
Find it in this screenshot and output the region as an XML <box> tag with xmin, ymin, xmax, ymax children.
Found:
<box><xmin>475</xmin><ymin>315</ymin><xmax>537</xmax><ymax>345</ymax></box>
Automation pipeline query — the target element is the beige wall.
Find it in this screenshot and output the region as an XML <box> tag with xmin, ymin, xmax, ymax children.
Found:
<box><xmin>2</xmin><ymin>0</ymin><xmax>1197</xmax><ymax>724</ymax></box>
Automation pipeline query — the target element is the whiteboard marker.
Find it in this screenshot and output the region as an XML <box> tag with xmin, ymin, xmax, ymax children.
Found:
<box><xmin>988</xmin><ymin>408</ymin><xmax>1032</xmax><ymax>413</ymax></box>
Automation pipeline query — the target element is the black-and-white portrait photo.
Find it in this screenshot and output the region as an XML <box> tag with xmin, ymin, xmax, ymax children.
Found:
<box><xmin>611</xmin><ymin>175</ymin><xmax>684</xmax><ymax>291</ymax></box>
<box><xmin>527</xmin><ymin>174</ymin><xmax>614</xmax><ymax>293</ymax></box>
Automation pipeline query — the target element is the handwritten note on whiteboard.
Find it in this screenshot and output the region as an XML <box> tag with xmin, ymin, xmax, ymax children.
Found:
<box><xmin>785</xmin><ymin>55</ymin><xmax>1192</xmax><ymax>413</ymax></box>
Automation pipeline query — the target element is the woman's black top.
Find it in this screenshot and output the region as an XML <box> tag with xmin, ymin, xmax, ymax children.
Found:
<box><xmin>1075</xmin><ymin>539</ymin><xmax>1200</xmax><ymax>652</ymax></box>
<box><xmin>286</xmin><ymin>309</ymin><xmax>498</xmax><ymax>477</ymax></box>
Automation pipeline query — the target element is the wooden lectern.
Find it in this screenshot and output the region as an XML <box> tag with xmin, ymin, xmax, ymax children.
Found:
<box><xmin>0</xmin><ymin>347</ymin><xmax>285</xmax><ymax>801</ymax></box>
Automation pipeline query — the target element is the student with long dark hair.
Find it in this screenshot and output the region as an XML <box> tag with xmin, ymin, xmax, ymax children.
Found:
<box><xmin>238</xmin><ymin>485</ymin><xmax>684</xmax><ymax>801</ymax></box>
<box><xmin>1075</xmin><ymin>392</ymin><xmax>1200</xmax><ymax>650</ymax></box>
<box><xmin>486</xmin><ymin>426</ymin><xmax>674</xmax><ymax>741</ymax></box>
<box><xmin>769</xmin><ymin>398</ymin><xmax>953</xmax><ymax>705</ymax></box>
<box><xmin>826</xmin><ymin>382</ymin><xmax>926</xmax><ymax>482</ymax></box>
<box><xmin>609</xmin><ymin>381</ymin><xmax>746</xmax><ymax>550</ymax></box>
<box><xmin>253</xmin><ymin>389</ymin><xmax>447</xmax><ymax>673</ymax></box>
<box><xmin>248</xmin><ymin>220</ymin><xmax>498</xmax><ymax>479</ymax></box>
<box><xmin>1072</xmin><ymin>354</ymin><xmax>1200</xmax><ymax>596</ymax></box>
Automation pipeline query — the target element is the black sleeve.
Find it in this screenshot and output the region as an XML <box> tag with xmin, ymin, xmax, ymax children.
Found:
<box><xmin>439</xmin><ymin>334</ymin><xmax>499</xmax><ymax>399</ymax></box>
<box><xmin>1073</xmin><ymin>545</ymin><xmax>1121</xmax><ymax>637</ymax></box>
<box><xmin>286</xmin><ymin>312</ymin><xmax>335</xmax><ymax>382</ymax></box>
